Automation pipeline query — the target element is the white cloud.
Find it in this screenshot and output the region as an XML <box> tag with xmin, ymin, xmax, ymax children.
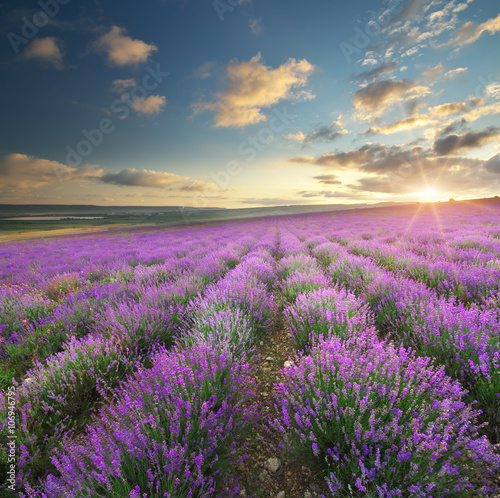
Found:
<box><xmin>485</xmin><ymin>83</ymin><xmax>500</xmax><ymax>100</ymax></box>
<box><xmin>94</xmin><ymin>26</ymin><xmax>157</xmax><ymax>66</ymax></box>
<box><xmin>112</xmin><ymin>78</ymin><xmax>137</xmax><ymax>93</ymax></box>
<box><xmin>444</xmin><ymin>67</ymin><xmax>468</xmax><ymax>79</ymax></box>
<box><xmin>194</xmin><ymin>53</ymin><xmax>315</xmax><ymax>128</ymax></box>
<box><xmin>283</xmin><ymin>131</ymin><xmax>307</xmax><ymax>142</ymax></box>
<box><xmin>451</xmin><ymin>13</ymin><xmax>500</xmax><ymax>46</ymax></box>
<box><xmin>191</xmin><ymin>61</ymin><xmax>215</xmax><ymax>79</ymax></box>
<box><xmin>249</xmin><ymin>18</ymin><xmax>262</xmax><ymax>35</ymax></box>
<box><xmin>24</xmin><ymin>37</ymin><xmax>64</xmax><ymax>69</ymax></box>
<box><xmin>131</xmin><ymin>95</ymin><xmax>167</xmax><ymax>116</ymax></box>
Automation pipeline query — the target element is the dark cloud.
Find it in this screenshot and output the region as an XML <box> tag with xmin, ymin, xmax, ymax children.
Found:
<box><xmin>390</xmin><ymin>0</ymin><xmax>427</xmax><ymax>25</ymax></box>
<box><xmin>484</xmin><ymin>153</ymin><xmax>500</xmax><ymax>174</ymax></box>
<box><xmin>290</xmin><ymin>144</ymin><xmax>385</xmax><ymax>168</ymax></box>
<box><xmin>353</xmin><ymin>79</ymin><xmax>429</xmax><ymax>114</ymax></box>
<box><xmin>421</xmin><ymin>64</ymin><xmax>445</xmax><ymax>80</ymax></box>
<box><xmin>350</xmin><ymin>157</ymin><xmax>497</xmax><ymax>194</ymax></box>
<box><xmin>433</xmin><ymin>127</ymin><xmax>500</xmax><ymax>156</ymax></box>
<box><xmin>100</xmin><ymin>168</ymin><xmax>214</xmax><ymax>191</ymax></box>
<box><xmin>437</xmin><ymin>119</ymin><xmax>468</xmax><ymax>138</ymax></box>
<box><xmin>0</xmin><ymin>153</ymin><xmax>102</xmax><ymax>189</ymax></box>
<box><xmin>406</xmin><ymin>99</ymin><xmax>425</xmax><ymax>116</ymax></box>
<box><xmin>291</xmin><ymin>141</ymin><xmax>498</xmax><ymax>196</ymax></box>
<box><xmin>314</xmin><ymin>174</ymin><xmax>341</xmax><ymax>185</ymax></box>
<box><xmin>303</xmin><ymin>122</ymin><xmax>348</xmax><ymax>145</ymax></box>
<box><xmin>350</xmin><ymin>61</ymin><xmax>398</xmax><ymax>83</ymax></box>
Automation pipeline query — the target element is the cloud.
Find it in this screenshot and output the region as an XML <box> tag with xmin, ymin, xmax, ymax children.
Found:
<box><xmin>290</xmin><ymin>144</ymin><xmax>385</xmax><ymax>168</ymax></box>
<box><xmin>0</xmin><ymin>153</ymin><xmax>102</xmax><ymax>189</ymax></box>
<box><xmin>363</xmin><ymin>115</ymin><xmax>435</xmax><ymax>135</ymax></box>
<box><xmin>363</xmin><ymin>98</ymin><xmax>500</xmax><ymax>139</ymax></box>
<box><xmin>191</xmin><ymin>61</ymin><xmax>216</xmax><ymax>79</ymax></box>
<box><xmin>94</xmin><ymin>26</ymin><xmax>157</xmax><ymax>66</ymax></box>
<box><xmin>428</xmin><ymin>101</ymin><xmax>468</xmax><ymax>116</ymax></box>
<box><xmin>425</xmin><ymin>98</ymin><xmax>500</xmax><ymax>124</ymax></box>
<box><xmin>288</xmin><ymin>155</ymin><xmax>316</xmax><ymax>164</ymax></box>
<box><xmin>0</xmin><ymin>155</ymin><xmax>216</xmax><ymax>197</ymax></box>
<box><xmin>484</xmin><ymin>153</ymin><xmax>500</xmax><ymax>174</ymax></box>
<box><xmin>433</xmin><ymin>127</ymin><xmax>500</xmax><ymax>155</ymax></box>
<box><xmin>485</xmin><ymin>83</ymin><xmax>500</xmax><ymax>100</ymax></box>
<box><xmin>461</xmin><ymin>101</ymin><xmax>500</xmax><ymax>122</ymax></box>
<box><xmin>350</xmin><ymin>61</ymin><xmax>398</xmax><ymax>83</ymax></box>
<box><xmin>290</xmin><ymin>138</ymin><xmax>500</xmax><ymax>196</ymax></box>
<box><xmin>451</xmin><ymin>13</ymin><xmax>500</xmax><ymax>46</ymax></box>
<box><xmin>438</xmin><ymin>119</ymin><xmax>469</xmax><ymax>137</ymax></box>
<box><xmin>406</xmin><ymin>99</ymin><xmax>426</xmax><ymax>115</ymax></box>
<box><xmin>286</xmin><ymin>122</ymin><xmax>348</xmax><ymax>145</ymax></box>
<box><xmin>341</xmin><ymin>145</ymin><xmax>495</xmax><ymax>195</ymax></box>
<box><xmin>249</xmin><ymin>18</ymin><xmax>262</xmax><ymax>35</ymax></box>
<box><xmin>111</xmin><ymin>79</ymin><xmax>136</xmax><ymax>93</ymax></box>
<box><xmin>193</xmin><ymin>53</ymin><xmax>315</xmax><ymax>128</ymax></box>
<box><xmin>422</xmin><ymin>64</ymin><xmax>445</xmax><ymax>80</ymax></box>
<box><xmin>23</xmin><ymin>37</ymin><xmax>64</xmax><ymax>69</ymax></box>
<box><xmin>444</xmin><ymin>67</ymin><xmax>468</xmax><ymax>79</ymax></box>
<box><xmin>350</xmin><ymin>153</ymin><xmax>493</xmax><ymax>195</ymax></box>
<box><xmin>131</xmin><ymin>95</ymin><xmax>167</xmax><ymax>116</ymax></box>
<box><xmin>283</xmin><ymin>131</ymin><xmax>307</xmax><ymax>142</ymax></box>
<box><xmin>391</xmin><ymin>0</ymin><xmax>427</xmax><ymax>24</ymax></box>
<box><xmin>353</xmin><ymin>79</ymin><xmax>430</xmax><ymax>116</ymax></box>
<box><xmin>314</xmin><ymin>174</ymin><xmax>341</xmax><ymax>185</ymax></box>
<box><xmin>100</xmin><ymin>168</ymin><xmax>215</xmax><ymax>191</ymax></box>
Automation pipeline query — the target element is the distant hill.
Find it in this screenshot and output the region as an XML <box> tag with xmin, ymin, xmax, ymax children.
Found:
<box><xmin>0</xmin><ymin>201</ymin><xmax>413</xmax><ymax>219</ymax></box>
<box><xmin>0</xmin><ymin>204</ymin><xmax>222</xmax><ymax>217</ymax></box>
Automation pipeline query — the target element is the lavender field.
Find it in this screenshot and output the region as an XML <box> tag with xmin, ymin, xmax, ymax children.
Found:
<box><xmin>1</xmin><ymin>202</ymin><xmax>500</xmax><ymax>497</ymax></box>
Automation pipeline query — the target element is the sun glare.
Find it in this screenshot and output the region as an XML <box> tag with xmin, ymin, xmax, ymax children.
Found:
<box><xmin>420</xmin><ymin>188</ymin><xmax>437</xmax><ymax>201</ymax></box>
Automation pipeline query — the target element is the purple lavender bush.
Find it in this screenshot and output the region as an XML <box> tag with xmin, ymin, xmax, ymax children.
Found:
<box><xmin>281</xmin><ymin>270</ymin><xmax>331</xmax><ymax>302</ymax></box>
<box><xmin>0</xmin><ymin>334</ymin><xmax>135</xmax><ymax>491</ymax></box>
<box><xmin>183</xmin><ymin>308</ymin><xmax>257</xmax><ymax>360</ymax></box>
<box><xmin>284</xmin><ymin>287</ymin><xmax>376</xmax><ymax>351</ymax></box>
<box><xmin>278</xmin><ymin>254</ymin><xmax>318</xmax><ymax>278</ymax></box>
<box><xmin>95</xmin><ymin>298</ymin><xmax>186</xmax><ymax>356</ymax></box>
<box><xmin>274</xmin><ymin>336</ymin><xmax>500</xmax><ymax>496</ymax></box>
<box><xmin>195</xmin><ymin>278</ymin><xmax>276</xmax><ymax>332</ymax></box>
<box><xmin>326</xmin><ymin>253</ymin><xmax>378</xmax><ymax>295</ymax></box>
<box><xmin>389</xmin><ymin>297</ymin><xmax>500</xmax><ymax>442</ymax></box>
<box><xmin>35</xmin><ymin>344</ymin><xmax>257</xmax><ymax>497</ymax></box>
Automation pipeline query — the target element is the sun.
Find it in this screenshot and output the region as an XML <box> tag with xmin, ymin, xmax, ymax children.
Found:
<box><xmin>420</xmin><ymin>188</ymin><xmax>437</xmax><ymax>201</ymax></box>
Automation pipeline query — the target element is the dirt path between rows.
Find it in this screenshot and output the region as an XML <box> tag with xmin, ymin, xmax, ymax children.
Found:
<box><xmin>231</xmin><ymin>318</ymin><xmax>330</xmax><ymax>498</ymax></box>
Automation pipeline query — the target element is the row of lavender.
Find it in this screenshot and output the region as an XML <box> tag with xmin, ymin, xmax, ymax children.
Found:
<box><xmin>274</xmin><ymin>228</ymin><xmax>500</xmax><ymax>495</ymax></box>
<box><xmin>1</xmin><ymin>221</ymin><xmax>278</xmax><ymax>495</ymax></box>
<box><xmin>288</xmin><ymin>221</ymin><xmax>500</xmax><ymax>441</ymax></box>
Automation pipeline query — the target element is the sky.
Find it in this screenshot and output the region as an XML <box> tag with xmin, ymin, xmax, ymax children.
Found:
<box><xmin>0</xmin><ymin>0</ymin><xmax>499</xmax><ymax>208</ymax></box>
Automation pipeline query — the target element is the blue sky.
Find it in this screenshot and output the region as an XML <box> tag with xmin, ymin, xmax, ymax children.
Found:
<box><xmin>0</xmin><ymin>0</ymin><xmax>499</xmax><ymax>207</ymax></box>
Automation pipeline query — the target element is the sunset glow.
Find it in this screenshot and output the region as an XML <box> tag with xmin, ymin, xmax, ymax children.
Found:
<box><xmin>0</xmin><ymin>1</ymin><xmax>499</xmax><ymax>207</ymax></box>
